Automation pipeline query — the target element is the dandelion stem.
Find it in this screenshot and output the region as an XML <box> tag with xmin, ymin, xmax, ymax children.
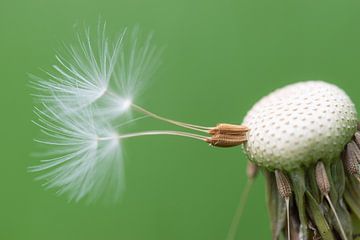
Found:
<box><xmin>98</xmin><ymin>130</ymin><xmax>208</xmax><ymax>142</ymax></box>
<box><xmin>226</xmin><ymin>179</ymin><xmax>254</xmax><ymax>240</ymax></box>
<box><xmin>131</xmin><ymin>104</ymin><xmax>212</xmax><ymax>133</ymax></box>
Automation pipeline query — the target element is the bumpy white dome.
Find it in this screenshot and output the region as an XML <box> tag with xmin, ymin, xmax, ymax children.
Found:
<box><xmin>243</xmin><ymin>81</ymin><xmax>358</xmax><ymax>171</ymax></box>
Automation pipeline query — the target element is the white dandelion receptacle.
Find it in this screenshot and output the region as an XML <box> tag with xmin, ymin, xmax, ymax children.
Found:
<box><xmin>243</xmin><ymin>81</ymin><xmax>358</xmax><ymax>171</ymax></box>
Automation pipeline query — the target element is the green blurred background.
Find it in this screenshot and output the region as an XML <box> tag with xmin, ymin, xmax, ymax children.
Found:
<box><xmin>1</xmin><ymin>0</ymin><xmax>360</xmax><ymax>239</ymax></box>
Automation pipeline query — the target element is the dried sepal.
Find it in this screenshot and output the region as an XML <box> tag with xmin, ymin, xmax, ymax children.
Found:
<box><xmin>344</xmin><ymin>190</ymin><xmax>360</xmax><ymax>220</ymax></box>
<box><xmin>344</xmin><ymin>172</ymin><xmax>360</xmax><ymax>220</ymax></box>
<box><xmin>330</xmin><ymin>158</ymin><xmax>346</xmax><ymax>199</ymax></box>
<box><xmin>289</xmin><ymin>170</ymin><xmax>308</xmax><ymax>239</ymax></box>
<box><xmin>306</xmin><ymin>167</ymin><xmax>321</xmax><ymax>203</ymax></box>
<box><xmin>305</xmin><ymin>191</ymin><xmax>335</xmax><ymax>240</ymax></box>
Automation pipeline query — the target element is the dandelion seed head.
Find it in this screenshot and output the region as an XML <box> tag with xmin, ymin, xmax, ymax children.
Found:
<box><xmin>243</xmin><ymin>81</ymin><xmax>358</xmax><ymax>171</ymax></box>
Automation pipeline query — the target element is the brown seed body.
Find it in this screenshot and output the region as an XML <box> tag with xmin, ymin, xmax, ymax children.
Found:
<box><xmin>275</xmin><ymin>170</ymin><xmax>292</xmax><ymax>199</ymax></box>
<box><xmin>206</xmin><ymin>134</ymin><xmax>247</xmax><ymax>147</ymax></box>
<box><xmin>349</xmin><ymin>140</ymin><xmax>360</xmax><ymax>164</ymax></box>
<box><xmin>343</xmin><ymin>142</ymin><xmax>360</xmax><ymax>175</ymax></box>
<box><xmin>354</xmin><ymin>132</ymin><xmax>360</xmax><ymax>148</ymax></box>
<box><xmin>208</xmin><ymin>123</ymin><xmax>249</xmax><ymax>136</ymax></box>
<box><xmin>206</xmin><ymin>123</ymin><xmax>248</xmax><ymax>148</ymax></box>
<box><xmin>315</xmin><ymin>161</ymin><xmax>330</xmax><ymax>195</ymax></box>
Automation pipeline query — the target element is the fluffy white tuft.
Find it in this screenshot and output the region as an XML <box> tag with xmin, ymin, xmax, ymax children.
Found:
<box><xmin>31</xmin><ymin>26</ymin><xmax>124</xmax><ymax>112</ymax></box>
<box><xmin>31</xmin><ymin>101</ymin><xmax>125</xmax><ymax>203</ymax></box>
<box><xmin>96</xmin><ymin>27</ymin><xmax>161</xmax><ymax>119</ymax></box>
<box><xmin>31</xmin><ymin>25</ymin><xmax>160</xmax><ymax>117</ymax></box>
<box><xmin>31</xmin><ymin>25</ymin><xmax>160</xmax><ymax>202</ymax></box>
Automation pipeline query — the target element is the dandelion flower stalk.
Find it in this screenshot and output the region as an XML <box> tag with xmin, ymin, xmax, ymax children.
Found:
<box><xmin>31</xmin><ymin>24</ymin><xmax>360</xmax><ymax>239</ymax></box>
<box><xmin>226</xmin><ymin>162</ymin><xmax>258</xmax><ymax>240</ymax></box>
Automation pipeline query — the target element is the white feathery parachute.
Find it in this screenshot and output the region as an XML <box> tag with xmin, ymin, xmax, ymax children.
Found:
<box><xmin>31</xmin><ymin>25</ymin><xmax>213</xmax><ymax>203</ymax></box>
<box><xmin>31</xmin><ymin>25</ymin><xmax>161</xmax><ymax>203</ymax></box>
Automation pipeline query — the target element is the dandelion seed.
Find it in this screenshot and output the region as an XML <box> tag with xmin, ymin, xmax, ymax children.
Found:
<box><xmin>31</xmin><ymin>25</ymin><xmax>225</xmax><ymax>203</ymax></box>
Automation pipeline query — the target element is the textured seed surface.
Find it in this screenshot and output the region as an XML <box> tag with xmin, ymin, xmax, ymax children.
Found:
<box><xmin>206</xmin><ymin>134</ymin><xmax>247</xmax><ymax>147</ymax></box>
<box><xmin>243</xmin><ymin>81</ymin><xmax>358</xmax><ymax>171</ymax></box>
<box><xmin>343</xmin><ymin>142</ymin><xmax>360</xmax><ymax>174</ymax></box>
<box><xmin>208</xmin><ymin>123</ymin><xmax>249</xmax><ymax>135</ymax></box>
<box><xmin>315</xmin><ymin>161</ymin><xmax>330</xmax><ymax>194</ymax></box>
<box><xmin>275</xmin><ymin>170</ymin><xmax>292</xmax><ymax>199</ymax></box>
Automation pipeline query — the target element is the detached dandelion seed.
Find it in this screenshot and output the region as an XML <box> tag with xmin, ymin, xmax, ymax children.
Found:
<box><xmin>31</xmin><ymin>24</ymin><xmax>218</xmax><ymax>202</ymax></box>
<box><xmin>31</xmin><ymin>23</ymin><xmax>360</xmax><ymax>239</ymax></box>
